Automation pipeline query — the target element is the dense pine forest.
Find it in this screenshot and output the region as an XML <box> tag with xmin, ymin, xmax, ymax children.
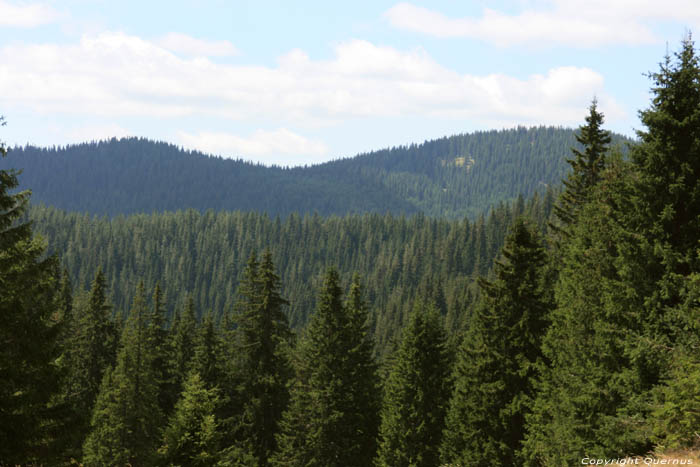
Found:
<box><xmin>28</xmin><ymin>193</ymin><xmax>553</xmax><ymax>355</ymax></box>
<box><xmin>2</xmin><ymin>126</ymin><xmax>627</xmax><ymax>218</ymax></box>
<box><xmin>3</xmin><ymin>37</ymin><xmax>700</xmax><ymax>466</ymax></box>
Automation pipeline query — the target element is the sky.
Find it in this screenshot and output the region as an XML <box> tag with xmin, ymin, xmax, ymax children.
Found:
<box><xmin>0</xmin><ymin>0</ymin><xmax>697</xmax><ymax>166</ymax></box>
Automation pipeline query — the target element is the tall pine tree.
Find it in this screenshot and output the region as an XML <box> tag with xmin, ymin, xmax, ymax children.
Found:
<box><xmin>442</xmin><ymin>219</ymin><xmax>551</xmax><ymax>466</ymax></box>
<box><xmin>273</xmin><ymin>269</ymin><xmax>380</xmax><ymax>467</ymax></box>
<box><xmin>0</xmin><ymin>119</ymin><xmax>63</xmax><ymax>463</ymax></box>
<box><xmin>629</xmin><ymin>34</ymin><xmax>700</xmax><ymax>449</ymax></box>
<box><xmin>148</xmin><ymin>282</ymin><xmax>174</xmax><ymax>415</ymax></box>
<box><xmin>553</xmin><ymin>98</ymin><xmax>611</xmax><ymax>231</ymax></box>
<box><xmin>376</xmin><ymin>301</ymin><xmax>451</xmax><ymax>467</ymax></box>
<box><xmin>191</xmin><ymin>310</ymin><xmax>221</xmax><ymax>389</ymax></box>
<box><xmin>169</xmin><ymin>293</ymin><xmax>198</xmax><ymax>400</ymax></box>
<box><xmin>62</xmin><ymin>269</ymin><xmax>118</xmax><ymax>458</ymax></box>
<box><xmin>82</xmin><ymin>282</ymin><xmax>164</xmax><ymax>465</ymax></box>
<box><xmin>522</xmin><ymin>163</ymin><xmax>648</xmax><ymax>464</ymax></box>
<box><xmin>159</xmin><ymin>371</ymin><xmax>225</xmax><ymax>467</ymax></box>
<box><xmin>234</xmin><ymin>250</ymin><xmax>293</xmax><ymax>466</ymax></box>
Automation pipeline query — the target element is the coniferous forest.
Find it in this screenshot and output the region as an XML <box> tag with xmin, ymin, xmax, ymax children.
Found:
<box><xmin>3</xmin><ymin>37</ymin><xmax>700</xmax><ymax>466</ymax></box>
<box><xmin>1</xmin><ymin>126</ymin><xmax>629</xmax><ymax>219</ymax></box>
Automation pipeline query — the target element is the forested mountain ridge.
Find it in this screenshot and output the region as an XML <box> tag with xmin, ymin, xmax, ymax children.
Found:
<box><xmin>4</xmin><ymin>126</ymin><xmax>629</xmax><ymax>218</ymax></box>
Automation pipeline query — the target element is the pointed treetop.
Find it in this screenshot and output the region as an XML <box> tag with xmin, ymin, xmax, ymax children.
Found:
<box><xmin>553</xmin><ymin>98</ymin><xmax>611</xmax><ymax>231</ymax></box>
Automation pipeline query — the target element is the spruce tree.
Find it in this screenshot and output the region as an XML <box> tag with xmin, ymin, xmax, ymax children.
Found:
<box><xmin>522</xmin><ymin>156</ymin><xmax>649</xmax><ymax>464</ymax></box>
<box><xmin>170</xmin><ymin>294</ymin><xmax>198</xmax><ymax>398</ymax></box>
<box><xmin>0</xmin><ymin>120</ymin><xmax>63</xmax><ymax>463</ymax></box>
<box><xmin>82</xmin><ymin>282</ymin><xmax>163</xmax><ymax>465</ymax></box>
<box><xmin>72</xmin><ymin>269</ymin><xmax>117</xmax><ymax>406</ymax></box>
<box><xmin>622</xmin><ymin>36</ymin><xmax>700</xmax><ymax>368</ymax></box>
<box><xmin>528</xmin><ymin>36</ymin><xmax>700</xmax><ymax>459</ymax></box>
<box><xmin>441</xmin><ymin>219</ymin><xmax>550</xmax><ymax>466</ymax></box>
<box><xmin>633</xmin><ymin>34</ymin><xmax>700</xmax><ymax>263</ymax></box>
<box><xmin>272</xmin><ymin>269</ymin><xmax>380</xmax><ymax>467</ymax></box>
<box><xmin>191</xmin><ymin>310</ymin><xmax>221</xmax><ymax>389</ymax></box>
<box><xmin>61</xmin><ymin>268</ymin><xmax>118</xmax><ymax>458</ymax></box>
<box><xmin>43</xmin><ymin>269</ymin><xmax>77</xmax><ymax>462</ymax></box>
<box><xmin>376</xmin><ymin>301</ymin><xmax>451</xmax><ymax>467</ymax></box>
<box><xmin>148</xmin><ymin>282</ymin><xmax>173</xmax><ymax>415</ymax></box>
<box><xmin>58</xmin><ymin>268</ymin><xmax>74</xmax><ymax>341</ymax></box>
<box><xmin>553</xmin><ymin>98</ymin><xmax>611</xmax><ymax>230</ymax></box>
<box><xmin>235</xmin><ymin>250</ymin><xmax>293</xmax><ymax>466</ymax></box>
<box><xmin>343</xmin><ymin>274</ymin><xmax>381</xmax><ymax>461</ymax></box>
<box><xmin>159</xmin><ymin>371</ymin><xmax>224</xmax><ymax>467</ymax></box>
<box><xmin>629</xmin><ymin>34</ymin><xmax>700</xmax><ymax>448</ymax></box>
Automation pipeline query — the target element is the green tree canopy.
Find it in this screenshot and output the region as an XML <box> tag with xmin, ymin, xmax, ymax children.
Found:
<box><xmin>0</xmin><ymin>118</ymin><xmax>63</xmax><ymax>463</ymax></box>
<box><xmin>82</xmin><ymin>282</ymin><xmax>164</xmax><ymax>465</ymax></box>
<box><xmin>234</xmin><ymin>250</ymin><xmax>293</xmax><ymax>466</ymax></box>
<box><xmin>376</xmin><ymin>301</ymin><xmax>452</xmax><ymax>467</ymax></box>
<box><xmin>442</xmin><ymin>218</ymin><xmax>551</xmax><ymax>466</ymax></box>
<box><xmin>159</xmin><ymin>371</ymin><xmax>223</xmax><ymax>467</ymax></box>
<box><xmin>553</xmin><ymin>98</ymin><xmax>611</xmax><ymax>231</ymax></box>
<box><xmin>273</xmin><ymin>270</ymin><xmax>380</xmax><ymax>467</ymax></box>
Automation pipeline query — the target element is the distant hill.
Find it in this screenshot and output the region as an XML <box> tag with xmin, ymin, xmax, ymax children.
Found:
<box><xmin>2</xmin><ymin>126</ymin><xmax>632</xmax><ymax>218</ymax></box>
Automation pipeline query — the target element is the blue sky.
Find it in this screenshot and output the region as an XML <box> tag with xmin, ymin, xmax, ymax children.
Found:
<box><xmin>0</xmin><ymin>0</ymin><xmax>696</xmax><ymax>166</ymax></box>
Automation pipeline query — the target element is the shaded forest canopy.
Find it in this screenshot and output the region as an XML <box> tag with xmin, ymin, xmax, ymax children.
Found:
<box><xmin>4</xmin><ymin>126</ymin><xmax>629</xmax><ymax>218</ymax></box>
<box><xmin>28</xmin><ymin>192</ymin><xmax>553</xmax><ymax>355</ymax></box>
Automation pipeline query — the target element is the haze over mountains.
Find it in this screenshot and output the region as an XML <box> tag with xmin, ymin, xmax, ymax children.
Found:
<box><xmin>4</xmin><ymin>126</ymin><xmax>631</xmax><ymax>218</ymax></box>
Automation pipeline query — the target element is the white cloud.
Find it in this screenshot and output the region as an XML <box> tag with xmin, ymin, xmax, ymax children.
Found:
<box><xmin>385</xmin><ymin>1</ymin><xmax>700</xmax><ymax>47</ymax></box>
<box><xmin>0</xmin><ymin>32</ymin><xmax>623</xmax><ymax>135</ymax></box>
<box><xmin>178</xmin><ymin>128</ymin><xmax>329</xmax><ymax>163</ymax></box>
<box><xmin>0</xmin><ymin>0</ymin><xmax>60</xmax><ymax>27</ymax></box>
<box><xmin>64</xmin><ymin>123</ymin><xmax>130</xmax><ymax>143</ymax></box>
<box><xmin>156</xmin><ymin>33</ymin><xmax>239</xmax><ymax>58</ymax></box>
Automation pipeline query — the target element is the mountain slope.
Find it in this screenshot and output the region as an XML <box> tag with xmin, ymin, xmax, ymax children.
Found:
<box><xmin>4</xmin><ymin>126</ymin><xmax>631</xmax><ymax>217</ymax></box>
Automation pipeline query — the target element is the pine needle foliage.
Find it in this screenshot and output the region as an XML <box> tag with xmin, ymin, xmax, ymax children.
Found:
<box><xmin>273</xmin><ymin>270</ymin><xmax>380</xmax><ymax>467</ymax></box>
<box><xmin>442</xmin><ymin>219</ymin><xmax>551</xmax><ymax>466</ymax></box>
<box><xmin>376</xmin><ymin>302</ymin><xmax>452</xmax><ymax>467</ymax></box>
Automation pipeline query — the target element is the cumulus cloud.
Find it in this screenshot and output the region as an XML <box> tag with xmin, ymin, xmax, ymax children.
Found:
<box><xmin>385</xmin><ymin>1</ymin><xmax>700</xmax><ymax>47</ymax></box>
<box><xmin>0</xmin><ymin>0</ymin><xmax>60</xmax><ymax>27</ymax></box>
<box><xmin>0</xmin><ymin>32</ymin><xmax>623</xmax><ymax>135</ymax></box>
<box><xmin>178</xmin><ymin>128</ymin><xmax>329</xmax><ymax>164</ymax></box>
<box><xmin>156</xmin><ymin>33</ymin><xmax>239</xmax><ymax>58</ymax></box>
<box><xmin>64</xmin><ymin>123</ymin><xmax>131</xmax><ymax>143</ymax></box>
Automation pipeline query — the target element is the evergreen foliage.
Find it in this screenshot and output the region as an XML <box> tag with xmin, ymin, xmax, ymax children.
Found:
<box><xmin>651</xmin><ymin>272</ymin><xmax>700</xmax><ymax>450</ymax></box>
<box><xmin>629</xmin><ymin>34</ymin><xmax>700</xmax><ymax>449</ymax></box>
<box><xmin>376</xmin><ymin>302</ymin><xmax>452</xmax><ymax>467</ymax></box>
<box><xmin>82</xmin><ymin>282</ymin><xmax>163</xmax><ymax>465</ymax></box>
<box><xmin>633</xmin><ymin>35</ymin><xmax>700</xmax><ymax>261</ymax></box>
<box><xmin>148</xmin><ymin>282</ymin><xmax>174</xmax><ymax>415</ymax></box>
<box><xmin>191</xmin><ymin>311</ymin><xmax>221</xmax><ymax>389</ymax></box>
<box><xmin>651</xmin><ymin>343</ymin><xmax>700</xmax><ymax>451</ymax></box>
<box><xmin>63</xmin><ymin>268</ymin><xmax>118</xmax><ymax>454</ymax></box>
<box><xmin>553</xmin><ymin>98</ymin><xmax>611</xmax><ymax>230</ymax></box>
<box><xmin>1</xmin><ymin>127</ymin><xmax>626</xmax><ymax>218</ymax></box>
<box><xmin>442</xmin><ymin>219</ymin><xmax>551</xmax><ymax>466</ymax></box>
<box><xmin>234</xmin><ymin>250</ymin><xmax>293</xmax><ymax>466</ymax></box>
<box><xmin>523</xmin><ymin>164</ymin><xmax>648</xmax><ymax>464</ymax></box>
<box><xmin>525</xmin><ymin>36</ymin><xmax>700</xmax><ymax>463</ymax></box>
<box><xmin>29</xmin><ymin>194</ymin><xmax>554</xmax><ymax>354</ymax></box>
<box><xmin>169</xmin><ymin>294</ymin><xmax>198</xmax><ymax>400</ymax></box>
<box><xmin>159</xmin><ymin>371</ymin><xmax>223</xmax><ymax>467</ymax></box>
<box><xmin>0</xmin><ymin>120</ymin><xmax>63</xmax><ymax>464</ymax></box>
<box><xmin>273</xmin><ymin>270</ymin><xmax>380</xmax><ymax>467</ymax></box>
